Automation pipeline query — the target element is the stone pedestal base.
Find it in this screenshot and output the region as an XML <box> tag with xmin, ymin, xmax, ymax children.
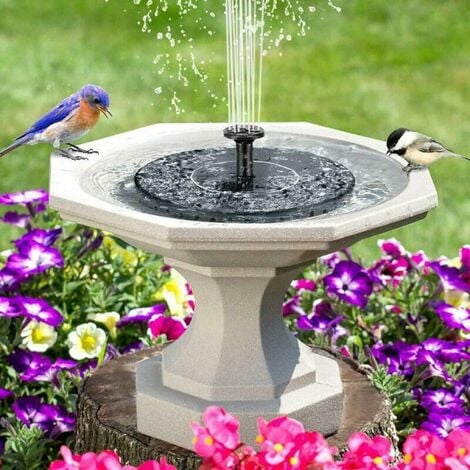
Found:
<box><xmin>137</xmin><ymin>351</ymin><xmax>342</xmax><ymax>449</ymax></box>
<box><xmin>74</xmin><ymin>347</ymin><xmax>398</xmax><ymax>469</ymax></box>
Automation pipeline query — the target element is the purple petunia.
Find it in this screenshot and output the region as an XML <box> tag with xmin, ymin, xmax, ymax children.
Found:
<box><xmin>434</xmin><ymin>302</ymin><xmax>470</xmax><ymax>332</ymax></box>
<box><xmin>9</xmin><ymin>349</ymin><xmax>78</xmax><ymax>385</ymax></box>
<box><xmin>11</xmin><ymin>396</ymin><xmax>75</xmax><ymax>438</ymax></box>
<box><xmin>372</xmin><ymin>341</ymin><xmax>421</xmax><ymax>377</ymax></box>
<box><xmin>16</xmin><ymin>296</ymin><xmax>63</xmax><ymax>327</ymax></box>
<box><xmin>15</xmin><ymin>228</ymin><xmax>62</xmax><ymax>249</ymax></box>
<box><xmin>0</xmin><ymin>268</ymin><xmax>25</xmax><ymax>292</ymax></box>
<box><xmin>1</xmin><ymin>211</ymin><xmax>31</xmax><ymax>228</ymax></box>
<box><xmin>0</xmin><ymin>189</ymin><xmax>48</xmax><ymax>206</ymax></box>
<box><xmin>0</xmin><ymin>388</ymin><xmax>14</xmax><ymax>400</ymax></box>
<box><xmin>421</xmin><ymin>413</ymin><xmax>470</xmax><ymax>438</ymax></box>
<box><xmin>117</xmin><ymin>304</ymin><xmax>166</xmax><ymax>327</ymax></box>
<box><xmin>7</xmin><ymin>241</ymin><xmax>63</xmax><ymax>276</ymax></box>
<box><xmin>0</xmin><ymin>296</ymin><xmax>22</xmax><ymax>318</ymax></box>
<box><xmin>297</xmin><ymin>300</ymin><xmax>344</xmax><ymax>334</ymax></box>
<box><xmin>324</xmin><ymin>261</ymin><xmax>373</xmax><ymax>308</ymax></box>
<box><xmin>9</xmin><ymin>349</ymin><xmax>52</xmax><ymax>382</ymax></box>
<box><xmin>35</xmin><ymin>404</ymin><xmax>75</xmax><ymax>439</ymax></box>
<box><xmin>120</xmin><ymin>340</ymin><xmax>145</xmax><ymax>355</ymax></box>
<box><xmin>429</xmin><ymin>261</ymin><xmax>470</xmax><ymax>293</ymax></box>
<box><xmin>420</xmin><ymin>389</ymin><xmax>465</xmax><ymax>414</ymax></box>
<box><xmin>282</xmin><ymin>295</ymin><xmax>305</xmax><ymax>317</ymax></box>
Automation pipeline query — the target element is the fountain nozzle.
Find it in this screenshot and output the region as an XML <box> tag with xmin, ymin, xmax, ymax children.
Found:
<box><xmin>224</xmin><ymin>126</ymin><xmax>265</xmax><ymax>190</ymax></box>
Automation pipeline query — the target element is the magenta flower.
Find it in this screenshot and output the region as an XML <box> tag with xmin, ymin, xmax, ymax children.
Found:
<box><xmin>399</xmin><ymin>429</ymin><xmax>448</xmax><ymax>468</ymax></box>
<box><xmin>0</xmin><ymin>296</ymin><xmax>22</xmax><ymax>318</ymax></box>
<box><xmin>256</xmin><ymin>416</ymin><xmax>305</xmax><ymax>467</ymax></box>
<box><xmin>342</xmin><ymin>432</ymin><xmax>393</xmax><ymax>469</ymax></box>
<box><xmin>7</xmin><ymin>241</ymin><xmax>63</xmax><ymax>276</ymax></box>
<box><xmin>434</xmin><ymin>302</ymin><xmax>470</xmax><ymax>332</ymax></box>
<box><xmin>282</xmin><ymin>295</ymin><xmax>305</xmax><ymax>317</ymax></box>
<box><xmin>324</xmin><ymin>261</ymin><xmax>373</xmax><ymax>308</ymax></box>
<box><xmin>292</xmin><ymin>431</ymin><xmax>338</xmax><ymax>468</ymax></box>
<box><xmin>49</xmin><ymin>446</ymin><xmax>178</xmax><ymax>470</ymax></box>
<box><xmin>15</xmin><ymin>228</ymin><xmax>62</xmax><ymax>248</ymax></box>
<box><xmin>192</xmin><ymin>407</ymin><xmax>241</xmax><ymax>468</ymax></box>
<box><xmin>148</xmin><ymin>315</ymin><xmax>187</xmax><ymax>341</ymax></box>
<box><xmin>320</xmin><ymin>252</ymin><xmax>341</xmax><ymax>269</ymax></box>
<box><xmin>445</xmin><ymin>429</ymin><xmax>470</xmax><ymax>468</ymax></box>
<box><xmin>369</xmin><ymin>256</ymin><xmax>409</xmax><ymax>288</ymax></box>
<box><xmin>378</xmin><ymin>238</ymin><xmax>407</xmax><ymax>257</ymax></box>
<box><xmin>1</xmin><ymin>211</ymin><xmax>31</xmax><ymax>228</ymax></box>
<box><xmin>0</xmin><ymin>189</ymin><xmax>48</xmax><ymax>206</ymax></box>
<box><xmin>16</xmin><ymin>296</ymin><xmax>63</xmax><ymax>327</ymax></box>
<box><xmin>117</xmin><ymin>304</ymin><xmax>166</xmax><ymax>327</ymax></box>
<box><xmin>291</xmin><ymin>278</ymin><xmax>316</xmax><ymax>292</ymax></box>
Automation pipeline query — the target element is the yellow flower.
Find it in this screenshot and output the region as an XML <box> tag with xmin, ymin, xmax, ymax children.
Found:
<box><xmin>443</xmin><ymin>289</ymin><xmax>470</xmax><ymax>309</ymax></box>
<box><xmin>67</xmin><ymin>322</ymin><xmax>106</xmax><ymax>360</ymax></box>
<box><xmin>154</xmin><ymin>270</ymin><xmax>194</xmax><ymax>318</ymax></box>
<box><xmin>102</xmin><ymin>236</ymin><xmax>138</xmax><ymax>267</ymax></box>
<box><xmin>21</xmin><ymin>320</ymin><xmax>57</xmax><ymax>352</ymax></box>
<box><xmin>87</xmin><ymin>311</ymin><xmax>120</xmax><ymax>338</ymax></box>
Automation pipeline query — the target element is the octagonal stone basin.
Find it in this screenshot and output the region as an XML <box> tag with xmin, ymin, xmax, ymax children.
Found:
<box><xmin>49</xmin><ymin>122</ymin><xmax>437</xmax><ymax>449</ymax></box>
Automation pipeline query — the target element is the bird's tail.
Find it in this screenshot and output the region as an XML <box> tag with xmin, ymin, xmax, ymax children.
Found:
<box><xmin>0</xmin><ymin>135</ymin><xmax>31</xmax><ymax>159</ymax></box>
<box><xmin>447</xmin><ymin>152</ymin><xmax>470</xmax><ymax>162</ymax></box>
<box><xmin>0</xmin><ymin>141</ymin><xmax>24</xmax><ymax>158</ymax></box>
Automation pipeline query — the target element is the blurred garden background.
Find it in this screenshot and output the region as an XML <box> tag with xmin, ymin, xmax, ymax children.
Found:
<box><xmin>0</xmin><ymin>0</ymin><xmax>468</xmax><ymax>260</ymax></box>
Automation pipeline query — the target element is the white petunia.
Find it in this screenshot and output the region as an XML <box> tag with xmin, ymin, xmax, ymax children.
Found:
<box><xmin>66</xmin><ymin>322</ymin><xmax>106</xmax><ymax>360</ymax></box>
<box><xmin>21</xmin><ymin>320</ymin><xmax>57</xmax><ymax>352</ymax></box>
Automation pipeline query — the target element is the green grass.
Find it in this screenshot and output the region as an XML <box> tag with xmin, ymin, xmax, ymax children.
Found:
<box><xmin>0</xmin><ymin>0</ymin><xmax>468</xmax><ymax>260</ymax></box>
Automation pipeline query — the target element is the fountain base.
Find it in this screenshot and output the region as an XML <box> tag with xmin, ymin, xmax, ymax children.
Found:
<box><xmin>137</xmin><ymin>352</ymin><xmax>342</xmax><ymax>449</ymax></box>
<box><xmin>74</xmin><ymin>346</ymin><xmax>398</xmax><ymax>469</ymax></box>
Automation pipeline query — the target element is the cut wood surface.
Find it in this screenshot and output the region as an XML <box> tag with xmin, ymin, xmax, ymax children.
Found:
<box><xmin>74</xmin><ymin>346</ymin><xmax>398</xmax><ymax>469</ymax></box>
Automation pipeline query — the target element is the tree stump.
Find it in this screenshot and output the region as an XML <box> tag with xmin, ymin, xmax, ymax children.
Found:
<box><xmin>74</xmin><ymin>347</ymin><xmax>398</xmax><ymax>469</ymax></box>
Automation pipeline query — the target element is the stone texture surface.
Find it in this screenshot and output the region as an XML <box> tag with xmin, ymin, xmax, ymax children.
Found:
<box><xmin>75</xmin><ymin>347</ymin><xmax>398</xmax><ymax>469</ymax></box>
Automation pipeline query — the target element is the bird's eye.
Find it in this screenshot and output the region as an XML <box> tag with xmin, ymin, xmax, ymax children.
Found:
<box><xmin>93</xmin><ymin>98</ymin><xmax>100</xmax><ymax>104</ymax></box>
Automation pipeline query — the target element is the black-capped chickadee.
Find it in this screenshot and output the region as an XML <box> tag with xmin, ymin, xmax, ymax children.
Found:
<box><xmin>386</xmin><ymin>128</ymin><xmax>469</xmax><ymax>173</ymax></box>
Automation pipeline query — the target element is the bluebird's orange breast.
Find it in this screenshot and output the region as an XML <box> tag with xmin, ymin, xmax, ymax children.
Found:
<box><xmin>67</xmin><ymin>99</ymin><xmax>100</xmax><ymax>132</ymax></box>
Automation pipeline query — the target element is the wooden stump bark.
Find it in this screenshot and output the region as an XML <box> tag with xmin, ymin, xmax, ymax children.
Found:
<box><xmin>74</xmin><ymin>347</ymin><xmax>398</xmax><ymax>469</ymax></box>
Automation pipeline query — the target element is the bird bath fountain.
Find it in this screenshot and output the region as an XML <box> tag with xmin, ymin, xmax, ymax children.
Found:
<box><xmin>49</xmin><ymin>0</ymin><xmax>437</xmax><ymax>464</ymax></box>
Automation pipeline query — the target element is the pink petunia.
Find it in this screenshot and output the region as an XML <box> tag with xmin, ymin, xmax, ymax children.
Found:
<box><xmin>148</xmin><ymin>315</ymin><xmax>187</xmax><ymax>341</ymax></box>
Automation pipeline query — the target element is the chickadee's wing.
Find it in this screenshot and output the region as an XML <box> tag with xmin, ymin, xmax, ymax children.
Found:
<box><xmin>415</xmin><ymin>138</ymin><xmax>452</xmax><ymax>154</ymax></box>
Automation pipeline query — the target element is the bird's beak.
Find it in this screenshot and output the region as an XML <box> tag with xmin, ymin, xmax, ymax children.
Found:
<box><xmin>98</xmin><ymin>105</ymin><xmax>112</xmax><ymax>119</ymax></box>
<box><xmin>386</xmin><ymin>150</ymin><xmax>392</xmax><ymax>156</ymax></box>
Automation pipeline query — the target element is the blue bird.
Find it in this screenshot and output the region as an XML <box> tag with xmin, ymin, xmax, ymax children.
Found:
<box><xmin>0</xmin><ymin>84</ymin><xmax>111</xmax><ymax>160</ymax></box>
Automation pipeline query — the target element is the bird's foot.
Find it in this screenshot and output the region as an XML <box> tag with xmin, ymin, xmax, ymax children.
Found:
<box><xmin>66</xmin><ymin>143</ymin><xmax>99</xmax><ymax>155</ymax></box>
<box><xmin>56</xmin><ymin>148</ymin><xmax>88</xmax><ymax>161</ymax></box>
<box><xmin>402</xmin><ymin>164</ymin><xmax>425</xmax><ymax>174</ymax></box>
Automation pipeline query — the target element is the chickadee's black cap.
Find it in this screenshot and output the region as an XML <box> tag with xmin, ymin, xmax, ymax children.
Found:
<box><xmin>386</xmin><ymin>128</ymin><xmax>409</xmax><ymax>150</ymax></box>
